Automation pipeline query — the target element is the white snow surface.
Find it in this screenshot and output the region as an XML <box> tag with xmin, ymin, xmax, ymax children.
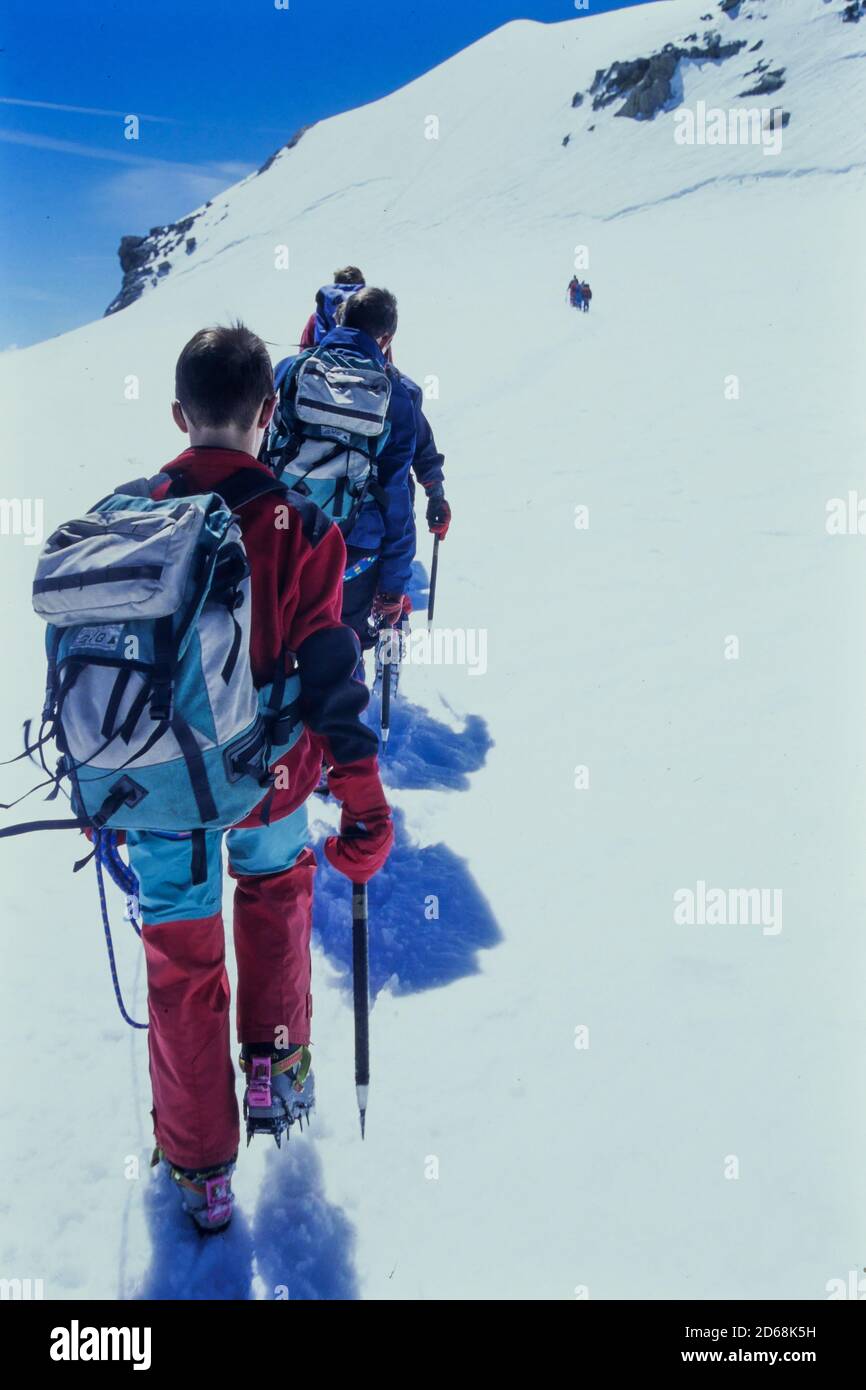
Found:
<box><xmin>0</xmin><ymin>0</ymin><xmax>865</xmax><ymax>1299</ymax></box>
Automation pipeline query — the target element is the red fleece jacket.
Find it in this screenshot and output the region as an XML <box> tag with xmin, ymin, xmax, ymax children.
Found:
<box><xmin>155</xmin><ymin>446</ymin><xmax>379</xmax><ymax>822</ymax></box>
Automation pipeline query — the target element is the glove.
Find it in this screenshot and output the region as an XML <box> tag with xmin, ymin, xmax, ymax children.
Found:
<box><xmin>323</xmin><ymin>757</ymin><xmax>394</xmax><ymax>884</ymax></box>
<box><xmin>371</xmin><ymin>591</ymin><xmax>407</xmax><ymax>629</ymax></box>
<box><xmin>425</xmin><ymin>484</ymin><xmax>451</xmax><ymax>540</ymax></box>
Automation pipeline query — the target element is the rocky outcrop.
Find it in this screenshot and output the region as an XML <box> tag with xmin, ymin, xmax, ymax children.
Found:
<box><xmin>719</xmin><ymin>0</ymin><xmax>767</xmax><ymax>15</ymax></box>
<box><xmin>256</xmin><ymin>123</ymin><xmax>315</xmax><ymax>177</ymax></box>
<box><xmin>588</xmin><ymin>31</ymin><xmax>747</xmax><ymax>122</ymax></box>
<box><xmin>738</xmin><ymin>66</ymin><xmax>785</xmax><ymax>97</ymax></box>
<box><xmin>105</xmin><ymin>124</ymin><xmax>314</xmax><ymax>317</ymax></box>
<box><xmin>594</xmin><ymin>50</ymin><xmax>681</xmax><ymax>120</ymax></box>
<box><xmin>104</xmin><ymin>213</ymin><xmax>201</xmax><ymax>316</ymax></box>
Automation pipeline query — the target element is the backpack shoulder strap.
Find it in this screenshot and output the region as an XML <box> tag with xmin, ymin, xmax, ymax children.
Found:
<box><xmin>275</xmin><ymin>350</ymin><xmax>309</xmax><ymax>393</ymax></box>
<box><xmin>213</xmin><ymin>470</ymin><xmax>287</xmax><ymax>513</ymax></box>
<box><xmin>280</xmin><ymin>347</ymin><xmax>315</xmax><ymax>386</ymax></box>
<box><xmin>112</xmin><ymin>473</ymin><xmax>165</xmax><ymax>498</ymax></box>
<box><xmin>158</xmin><ymin>465</ymin><xmax>286</xmax><ymax>514</ymax></box>
<box><xmin>275</xmin><ymin>350</ymin><xmax>316</xmax><ymax>410</ymax></box>
<box><xmin>87</xmin><ymin>472</ymin><xmax>164</xmax><ymax>511</ymax></box>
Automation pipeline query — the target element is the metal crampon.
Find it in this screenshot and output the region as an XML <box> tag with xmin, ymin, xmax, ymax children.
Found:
<box><xmin>240</xmin><ymin>1045</ymin><xmax>315</xmax><ymax>1148</ymax></box>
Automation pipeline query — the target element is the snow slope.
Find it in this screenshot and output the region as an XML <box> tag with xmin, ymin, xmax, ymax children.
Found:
<box><xmin>1</xmin><ymin>0</ymin><xmax>865</xmax><ymax>1300</ymax></box>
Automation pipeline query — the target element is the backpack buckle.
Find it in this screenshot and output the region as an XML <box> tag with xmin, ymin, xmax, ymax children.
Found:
<box><xmin>224</xmin><ymin>718</ymin><xmax>268</xmax><ymax>784</ymax></box>
<box><xmin>42</xmin><ymin>661</ymin><xmax>58</xmax><ymax>722</ymax></box>
<box><xmin>149</xmin><ymin>683</ymin><xmax>172</xmax><ymax>722</ymax></box>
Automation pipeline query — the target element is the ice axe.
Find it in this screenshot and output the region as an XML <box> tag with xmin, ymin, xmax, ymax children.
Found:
<box><xmin>380</xmin><ymin>634</ymin><xmax>393</xmax><ymax>747</ymax></box>
<box><xmin>375</xmin><ymin>618</ymin><xmax>407</xmax><ymax>747</ymax></box>
<box><xmin>351</xmin><ymin>881</ymin><xmax>370</xmax><ymax>1138</ymax></box>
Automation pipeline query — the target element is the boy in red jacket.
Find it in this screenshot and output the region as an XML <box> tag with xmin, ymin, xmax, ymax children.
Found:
<box><xmin>128</xmin><ymin>323</ymin><xmax>393</xmax><ymax>1232</ymax></box>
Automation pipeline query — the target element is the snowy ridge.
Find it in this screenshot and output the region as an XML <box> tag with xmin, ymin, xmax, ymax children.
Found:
<box><xmin>94</xmin><ymin>0</ymin><xmax>866</xmax><ymax>313</ymax></box>
<box><xmin>0</xmin><ymin>0</ymin><xmax>864</xmax><ymax>1301</ymax></box>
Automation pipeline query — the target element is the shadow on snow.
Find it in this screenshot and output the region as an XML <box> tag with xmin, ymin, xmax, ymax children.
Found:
<box><xmin>135</xmin><ymin>1143</ymin><xmax>358</xmax><ymax>1301</ymax></box>
<box><xmin>314</xmin><ymin>554</ymin><xmax>499</xmax><ymax>995</ymax></box>
<box><xmin>252</xmin><ymin>1144</ymin><xmax>359</xmax><ymax>1300</ymax></box>
<box><xmin>135</xmin><ymin>1161</ymin><xmax>257</xmax><ymax>1301</ymax></box>
<box><xmin>312</xmin><ymin>806</ymin><xmax>500</xmax><ymax>998</ymax></box>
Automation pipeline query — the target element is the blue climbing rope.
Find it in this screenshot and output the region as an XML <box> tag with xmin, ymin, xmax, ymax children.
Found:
<box><xmin>94</xmin><ymin>829</ymin><xmax>147</xmax><ymax>1029</ymax></box>
<box><xmin>102</xmin><ymin>833</ymin><xmax>142</xmax><ymax>939</ymax></box>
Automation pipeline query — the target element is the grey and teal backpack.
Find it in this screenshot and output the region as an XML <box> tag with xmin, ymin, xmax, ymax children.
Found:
<box><xmin>263</xmin><ymin>342</ymin><xmax>391</xmax><ymax>533</ymax></box>
<box><xmin>3</xmin><ymin>469</ymin><xmax>304</xmax><ymax>873</ymax></box>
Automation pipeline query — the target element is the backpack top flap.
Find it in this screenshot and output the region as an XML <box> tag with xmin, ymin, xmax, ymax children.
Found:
<box><xmin>32</xmin><ymin>494</ymin><xmax>231</xmax><ymax>628</ymax></box>
<box><xmin>293</xmin><ymin>354</ymin><xmax>391</xmax><ymax>440</ymax></box>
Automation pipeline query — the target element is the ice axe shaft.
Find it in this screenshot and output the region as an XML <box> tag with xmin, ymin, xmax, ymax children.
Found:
<box><xmin>351</xmin><ymin>881</ymin><xmax>370</xmax><ymax>1138</ymax></box>
<box><xmin>380</xmin><ymin>638</ymin><xmax>392</xmax><ymax>745</ymax></box>
<box><xmin>427</xmin><ymin>535</ymin><xmax>440</xmax><ymax>629</ymax></box>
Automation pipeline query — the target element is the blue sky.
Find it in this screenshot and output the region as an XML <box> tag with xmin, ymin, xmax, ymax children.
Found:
<box><xmin>0</xmin><ymin>0</ymin><xmax>655</xmax><ymax>349</ymax></box>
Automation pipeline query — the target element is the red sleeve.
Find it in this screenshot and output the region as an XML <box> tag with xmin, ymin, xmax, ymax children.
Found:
<box><xmin>282</xmin><ymin>520</ymin><xmax>346</xmax><ymax>649</ymax></box>
<box><xmin>280</xmin><ymin>510</ymin><xmax>378</xmax><ymax>767</ymax></box>
<box><xmin>299</xmin><ymin>313</ymin><xmax>317</xmax><ymax>351</ymax></box>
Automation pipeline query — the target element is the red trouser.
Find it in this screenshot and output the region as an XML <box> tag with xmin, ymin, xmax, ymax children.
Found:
<box><xmin>127</xmin><ymin>806</ymin><xmax>314</xmax><ymax>1170</ymax></box>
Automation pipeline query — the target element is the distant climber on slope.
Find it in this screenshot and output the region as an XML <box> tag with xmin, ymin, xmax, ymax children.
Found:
<box><xmin>567</xmin><ymin>276</ymin><xmax>591</xmax><ymax>312</ymax></box>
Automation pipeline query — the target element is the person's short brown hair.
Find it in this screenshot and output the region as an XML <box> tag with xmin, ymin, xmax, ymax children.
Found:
<box><xmin>333</xmin><ymin>265</ymin><xmax>364</xmax><ymax>284</ymax></box>
<box><xmin>341</xmin><ymin>287</ymin><xmax>398</xmax><ymax>340</ymax></box>
<box><xmin>174</xmin><ymin>322</ymin><xmax>273</xmax><ymax>430</ymax></box>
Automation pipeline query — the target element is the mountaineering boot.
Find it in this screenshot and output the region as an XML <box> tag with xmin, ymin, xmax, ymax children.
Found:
<box><xmin>155</xmin><ymin>1151</ymin><xmax>237</xmax><ymax>1234</ymax></box>
<box><xmin>240</xmin><ymin>1042</ymin><xmax>315</xmax><ymax>1147</ymax></box>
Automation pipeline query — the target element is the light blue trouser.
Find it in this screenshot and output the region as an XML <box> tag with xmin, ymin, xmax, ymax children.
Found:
<box><xmin>127</xmin><ymin>803</ymin><xmax>310</xmax><ymax>926</ymax></box>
